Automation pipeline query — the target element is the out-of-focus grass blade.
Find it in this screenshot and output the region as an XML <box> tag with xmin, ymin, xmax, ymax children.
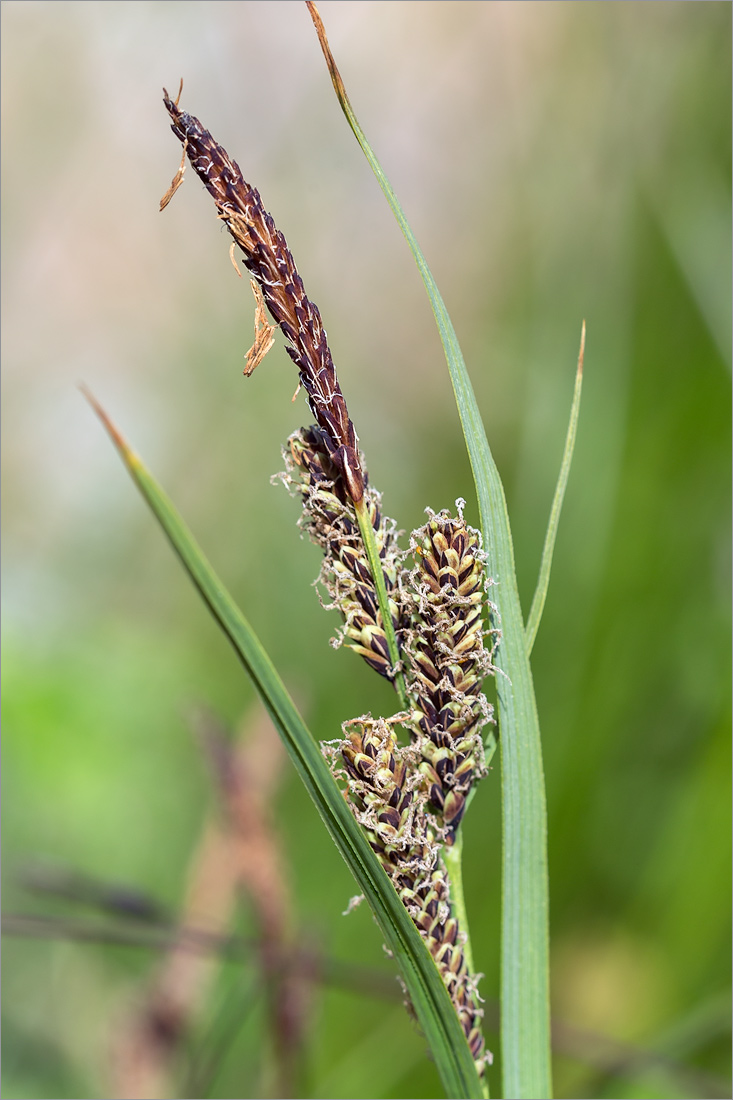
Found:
<box><xmin>83</xmin><ymin>388</ymin><xmax>483</xmax><ymax>1100</ymax></box>
<box><xmin>306</xmin><ymin>5</ymin><xmax>552</xmax><ymax>1096</ymax></box>
<box><xmin>525</xmin><ymin>325</ymin><xmax>585</xmax><ymax>656</ymax></box>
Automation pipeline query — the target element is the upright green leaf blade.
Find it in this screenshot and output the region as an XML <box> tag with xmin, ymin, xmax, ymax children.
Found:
<box><xmin>306</xmin><ymin>6</ymin><xmax>552</xmax><ymax>1095</ymax></box>
<box><xmin>84</xmin><ymin>389</ymin><xmax>484</xmax><ymax>1100</ymax></box>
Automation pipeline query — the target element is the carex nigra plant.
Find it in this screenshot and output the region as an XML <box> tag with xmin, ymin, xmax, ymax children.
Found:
<box><xmin>88</xmin><ymin>8</ymin><xmax>583</xmax><ymax>1096</ymax></box>
<box><xmin>162</xmin><ymin>85</ymin><xmax>496</xmax><ymax>1077</ymax></box>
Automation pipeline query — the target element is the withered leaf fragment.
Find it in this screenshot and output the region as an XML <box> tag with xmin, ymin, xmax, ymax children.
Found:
<box><xmin>244</xmin><ymin>280</ymin><xmax>276</xmax><ymax>377</ymax></box>
<box><xmin>159</xmin><ymin>139</ymin><xmax>188</xmax><ymax>211</ymax></box>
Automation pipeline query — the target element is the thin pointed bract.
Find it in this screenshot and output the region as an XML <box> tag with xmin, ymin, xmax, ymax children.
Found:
<box><xmin>525</xmin><ymin>323</ymin><xmax>585</xmax><ymax>655</ymax></box>
<box><xmin>305</xmin><ymin>5</ymin><xmax>554</xmax><ymax>1096</ymax></box>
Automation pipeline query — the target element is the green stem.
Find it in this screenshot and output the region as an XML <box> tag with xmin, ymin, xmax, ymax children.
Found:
<box><xmin>443</xmin><ymin>836</ymin><xmax>474</xmax><ymax>974</ymax></box>
<box><xmin>443</xmin><ymin>839</ymin><xmax>490</xmax><ymax>1100</ymax></box>
<box><xmin>443</xmin><ymin>733</ymin><xmax>497</xmax><ymax>1100</ymax></box>
<box><xmin>444</xmin><ymin>725</ymin><xmax>499</xmax><ymax>977</ymax></box>
<box><xmin>354</xmin><ymin>495</ymin><xmax>408</xmax><ymax>709</ymax></box>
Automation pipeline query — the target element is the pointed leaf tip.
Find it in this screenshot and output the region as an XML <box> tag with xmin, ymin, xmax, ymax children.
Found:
<box><xmin>578</xmin><ymin>320</ymin><xmax>586</xmax><ymax>379</ymax></box>
<box><xmin>80</xmin><ymin>385</ymin><xmax>139</xmax><ymax>468</ymax></box>
<box><xmin>306</xmin><ymin>2</ymin><xmax>351</xmax><ymax>111</ymax></box>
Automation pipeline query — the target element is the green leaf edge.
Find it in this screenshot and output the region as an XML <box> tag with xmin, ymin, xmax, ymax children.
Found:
<box><xmin>84</xmin><ymin>391</ymin><xmax>484</xmax><ymax>1100</ymax></box>
<box><xmin>305</xmin><ymin>6</ymin><xmax>553</xmax><ymax>1096</ymax></box>
<box><xmin>525</xmin><ymin>325</ymin><xmax>585</xmax><ymax>655</ymax></box>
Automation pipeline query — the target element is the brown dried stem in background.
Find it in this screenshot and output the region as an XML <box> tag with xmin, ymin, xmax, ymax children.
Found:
<box><xmin>111</xmin><ymin>706</ymin><xmax>305</xmax><ymax>1100</ymax></box>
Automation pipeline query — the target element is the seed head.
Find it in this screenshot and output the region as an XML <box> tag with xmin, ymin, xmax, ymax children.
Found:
<box><xmin>163</xmin><ymin>90</ymin><xmax>364</xmax><ymax>502</ymax></box>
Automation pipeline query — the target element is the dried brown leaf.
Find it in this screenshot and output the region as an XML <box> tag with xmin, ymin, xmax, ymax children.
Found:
<box><xmin>159</xmin><ymin>138</ymin><xmax>188</xmax><ymax>212</ymax></box>
<box><xmin>244</xmin><ymin>279</ymin><xmax>276</xmax><ymax>376</ymax></box>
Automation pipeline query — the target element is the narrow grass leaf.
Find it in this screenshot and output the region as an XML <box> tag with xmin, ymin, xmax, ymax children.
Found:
<box><xmin>83</xmin><ymin>388</ymin><xmax>483</xmax><ymax>1100</ymax></box>
<box><xmin>306</xmin><ymin>6</ymin><xmax>553</xmax><ymax>1096</ymax></box>
<box><xmin>525</xmin><ymin>324</ymin><xmax>585</xmax><ymax>655</ymax></box>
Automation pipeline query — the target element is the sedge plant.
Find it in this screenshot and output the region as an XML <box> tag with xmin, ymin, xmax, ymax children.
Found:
<box><xmin>86</xmin><ymin>6</ymin><xmax>584</xmax><ymax>1097</ymax></box>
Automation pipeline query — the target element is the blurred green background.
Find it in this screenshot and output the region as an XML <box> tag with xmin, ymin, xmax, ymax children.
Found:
<box><xmin>2</xmin><ymin>2</ymin><xmax>730</xmax><ymax>1098</ymax></box>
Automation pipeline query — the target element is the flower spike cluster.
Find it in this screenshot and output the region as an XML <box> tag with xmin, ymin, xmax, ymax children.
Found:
<box><xmin>162</xmin><ymin>92</ymin><xmax>495</xmax><ymax>1077</ymax></box>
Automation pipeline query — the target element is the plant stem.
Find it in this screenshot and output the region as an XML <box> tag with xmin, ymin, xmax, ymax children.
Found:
<box><xmin>354</xmin><ymin>496</ymin><xmax>408</xmax><ymax>709</ymax></box>
<box><xmin>443</xmin><ymin>836</ymin><xmax>473</xmax><ymax>974</ymax></box>
<box><xmin>440</xmin><ymin>843</ymin><xmax>490</xmax><ymax>1100</ymax></box>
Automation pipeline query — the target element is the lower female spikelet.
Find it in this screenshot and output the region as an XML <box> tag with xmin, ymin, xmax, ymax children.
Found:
<box><xmin>324</xmin><ymin>716</ymin><xmax>489</xmax><ymax>1075</ymax></box>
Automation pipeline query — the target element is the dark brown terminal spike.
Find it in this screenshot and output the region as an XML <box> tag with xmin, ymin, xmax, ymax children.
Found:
<box><xmin>162</xmin><ymin>89</ymin><xmax>365</xmax><ymax>503</ymax></box>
